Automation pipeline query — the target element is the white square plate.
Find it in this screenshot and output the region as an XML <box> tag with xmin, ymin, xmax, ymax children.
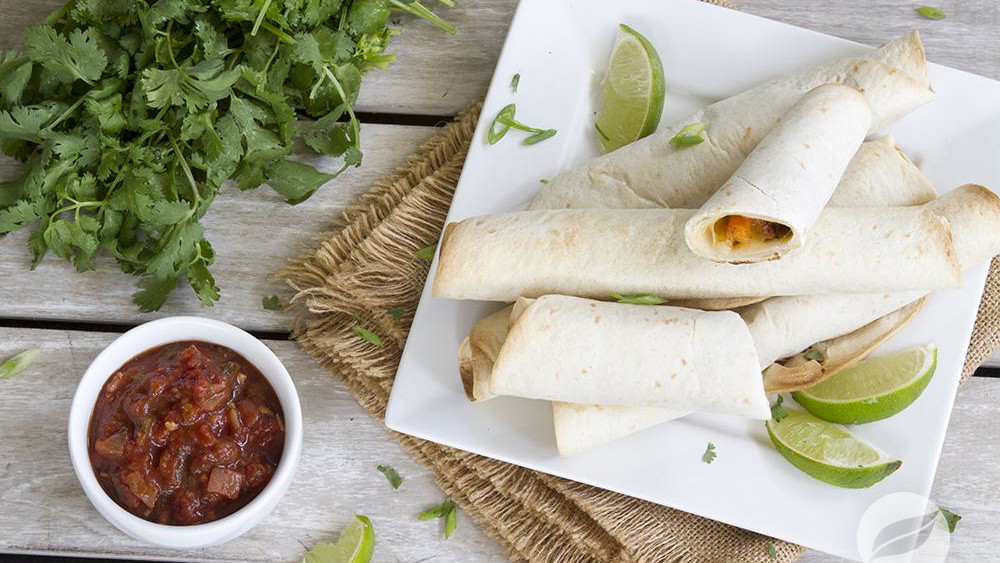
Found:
<box><xmin>385</xmin><ymin>0</ymin><xmax>1000</xmax><ymax>559</ymax></box>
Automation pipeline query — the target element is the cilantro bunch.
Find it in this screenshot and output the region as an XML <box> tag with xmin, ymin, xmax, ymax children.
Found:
<box><xmin>0</xmin><ymin>0</ymin><xmax>453</xmax><ymax>311</ymax></box>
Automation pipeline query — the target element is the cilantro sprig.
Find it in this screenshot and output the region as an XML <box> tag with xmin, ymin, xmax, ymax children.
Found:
<box><xmin>0</xmin><ymin>0</ymin><xmax>454</xmax><ymax>311</ymax></box>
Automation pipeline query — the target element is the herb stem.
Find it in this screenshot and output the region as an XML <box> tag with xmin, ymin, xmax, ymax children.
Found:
<box><xmin>45</xmin><ymin>96</ymin><xmax>87</xmax><ymax>131</ymax></box>
<box><xmin>389</xmin><ymin>0</ymin><xmax>456</xmax><ymax>34</ymax></box>
<box><xmin>323</xmin><ymin>66</ymin><xmax>361</xmax><ymax>149</ymax></box>
<box><xmin>168</xmin><ymin>135</ymin><xmax>202</xmax><ymax>214</ymax></box>
<box><xmin>259</xmin><ymin>21</ymin><xmax>297</xmax><ymax>44</ymax></box>
<box><xmin>251</xmin><ymin>0</ymin><xmax>273</xmax><ymax>36</ymax></box>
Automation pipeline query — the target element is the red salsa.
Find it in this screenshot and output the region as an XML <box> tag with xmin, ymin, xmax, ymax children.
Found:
<box><xmin>88</xmin><ymin>341</ymin><xmax>285</xmax><ymax>525</ymax></box>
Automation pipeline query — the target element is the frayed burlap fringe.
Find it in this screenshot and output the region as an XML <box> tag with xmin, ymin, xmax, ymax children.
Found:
<box><xmin>280</xmin><ymin>101</ymin><xmax>806</xmax><ymax>563</ymax></box>
<box><xmin>962</xmin><ymin>258</ymin><xmax>1000</xmax><ymax>382</ymax></box>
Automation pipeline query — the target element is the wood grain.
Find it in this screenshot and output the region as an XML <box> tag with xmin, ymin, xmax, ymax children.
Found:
<box><xmin>1</xmin><ymin>329</ymin><xmax>998</xmax><ymax>562</ymax></box>
<box><xmin>0</xmin><ymin>124</ymin><xmax>437</xmax><ymax>333</ymax></box>
<box><xmin>0</xmin><ymin>329</ymin><xmax>507</xmax><ymax>563</ymax></box>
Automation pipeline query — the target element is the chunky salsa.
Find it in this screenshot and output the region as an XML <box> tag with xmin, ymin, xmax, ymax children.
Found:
<box><xmin>88</xmin><ymin>341</ymin><xmax>285</xmax><ymax>525</ymax></box>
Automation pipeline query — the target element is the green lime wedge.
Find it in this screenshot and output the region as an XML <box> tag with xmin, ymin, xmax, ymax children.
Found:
<box><xmin>792</xmin><ymin>344</ymin><xmax>937</xmax><ymax>424</ymax></box>
<box><xmin>595</xmin><ymin>24</ymin><xmax>665</xmax><ymax>153</ymax></box>
<box><xmin>766</xmin><ymin>411</ymin><xmax>901</xmax><ymax>489</ymax></box>
<box><xmin>302</xmin><ymin>514</ymin><xmax>375</xmax><ymax>563</ymax></box>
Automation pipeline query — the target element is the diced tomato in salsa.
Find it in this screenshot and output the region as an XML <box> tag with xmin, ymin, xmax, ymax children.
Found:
<box><xmin>88</xmin><ymin>341</ymin><xmax>284</xmax><ymax>525</ymax></box>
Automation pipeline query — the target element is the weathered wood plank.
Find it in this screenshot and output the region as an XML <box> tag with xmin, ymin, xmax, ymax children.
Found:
<box><xmin>738</xmin><ymin>0</ymin><xmax>1000</xmax><ymax>81</ymax></box>
<box><xmin>0</xmin><ymin>123</ymin><xmax>437</xmax><ymax>333</ymax></box>
<box><xmin>0</xmin><ymin>0</ymin><xmax>515</xmax><ymax>116</ymax></box>
<box><xmin>1</xmin><ymin>330</ymin><xmax>998</xmax><ymax>562</ymax></box>
<box><xmin>0</xmin><ymin>329</ymin><xmax>507</xmax><ymax>563</ymax></box>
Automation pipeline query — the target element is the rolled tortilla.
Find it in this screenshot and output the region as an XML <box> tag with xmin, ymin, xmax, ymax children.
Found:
<box><xmin>489</xmin><ymin>295</ymin><xmax>770</xmax><ymax>417</ymax></box>
<box><xmin>433</xmin><ymin>206</ymin><xmax>960</xmax><ymax>302</ymax></box>
<box><xmin>684</xmin><ymin>84</ymin><xmax>872</xmax><ymax>262</ymax></box>
<box><xmin>553</xmin><ymin>185</ymin><xmax>1000</xmax><ymax>454</ymax></box>
<box><xmin>529</xmin><ymin>32</ymin><xmax>933</xmax><ymax>210</ymax></box>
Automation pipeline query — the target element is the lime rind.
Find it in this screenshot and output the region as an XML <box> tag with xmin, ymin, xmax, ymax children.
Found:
<box><xmin>792</xmin><ymin>344</ymin><xmax>937</xmax><ymax>424</ymax></box>
<box><xmin>766</xmin><ymin>411</ymin><xmax>901</xmax><ymax>489</ymax></box>
<box><xmin>302</xmin><ymin>514</ymin><xmax>375</xmax><ymax>563</ymax></box>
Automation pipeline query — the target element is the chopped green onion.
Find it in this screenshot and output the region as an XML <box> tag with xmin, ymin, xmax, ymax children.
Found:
<box><xmin>415</xmin><ymin>243</ymin><xmax>437</xmax><ymax>261</ymax></box>
<box><xmin>418</xmin><ymin>498</ymin><xmax>457</xmax><ymax>539</ymax></box>
<box><xmin>511</xmin><ymin>73</ymin><xmax>520</xmax><ymax>93</ymax></box>
<box><xmin>376</xmin><ymin>464</ymin><xmax>404</xmax><ymax>489</ymax></box>
<box><xmin>669</xmin><ymin>123</ymin><xmax>706</xmax><ymax>147</ymax></box>
<box><xmin>767</xmin><ymin>542</ymin><xmax>778</xmax><ymax>559</ymax></box>
<box><xmin>1</xmin><ymin>349</ymin><xmax>39</xmax><ymax>380</ymax></box>
<box><xmin>524</xmin><ymin>129</ymin><xmax>557</xmax><ymax>145</ymax></box>
<box><xmin>916</xmin><ymin>6</ymin><xmax>947</xmax><ymax>20</ymax></box>
<box><xmin>352</xmin><ymin>325</ymin><xmax>382</xmax><ymax>348</ymax></box>
<box><xmin>487</xmin><ymin>103</ymin><xmax>516</xmax><ymax>144</ymax></box>
<box><xmin>594</xmin><ymin>122</ymin><xmax>610</xmax><ymax>141</ymax></box>
<box><xmin>488</xmin><ymin>104</ymin><xmax>558</xmax><ymax>145</ymax></box>
<box><xmin>610</xmin><ymin>293</ymin><xmax>666</xmax><ymax>305</ymax></box>
<box><xmin>539</xmin><ymin>178</ymin><xmax>550</xmax><ymax>184</ymax></box>
<box><xmin>770</xmin><ymin>395</ymin><xmax>789</xmax><ymax>423</ymax></box>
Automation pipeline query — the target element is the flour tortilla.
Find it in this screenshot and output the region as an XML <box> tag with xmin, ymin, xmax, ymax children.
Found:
<box><xmin>529</xmin><ymin>32</ymin><xmax>933</xmax><ymax>211</ymax></box>
<box><xmin>433</xmin><ymin>206</ymin><xmax>960</xmax><ymax>302</ymax></box>
<box><xmin>489</xmin><ymin>295</ymin><xmax>770</xmax><ymax>417</ymax></box>
<box><xmin>684</xmin><ymin>84</ymin><xmax>872</xmax><ymax>263</ymax></box>
<box><xmin>550</xmin><ymin>185</ymin><xmax>1000</xmax><ymax>454</ymax></box>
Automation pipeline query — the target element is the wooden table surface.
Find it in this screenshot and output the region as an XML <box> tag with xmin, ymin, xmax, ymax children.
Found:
<box><xmin>1</xmin><ymin>1</ymin><xmax>998</xmax><ymax>562</ymax></box>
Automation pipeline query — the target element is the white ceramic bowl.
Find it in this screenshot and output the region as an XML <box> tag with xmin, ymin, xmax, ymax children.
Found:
<box><xmin>68</xmin><ymin>316</ymin><xmax>303</xmax><ymax>549</ymax></box>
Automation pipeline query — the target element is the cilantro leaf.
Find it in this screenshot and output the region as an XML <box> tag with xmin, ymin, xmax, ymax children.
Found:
<box><xmin>262</xmin><ymin>294</ymin><xmax>282</xmax><ymax>310</ymax></box>
<box><xmin>376</xmin><ymin>464</ymin><xmax>403</xmax><ymax>489</ymax></box>
<box><xmin>0</xmin><ymin>199</ymin><xmax>46</xmax><ymax>234</ymax></box>
<box><xmin>771</xmin><ymin>395</ymin><xmax>789</xmax><ymax>423</ymax></box>
<box><xmin>766</xmin><ymin>542</ymin><xmax>777</xmax><ymax>559</ymax></box>
<box><xmin>387</xmin><ymin>307</ymin><xmax>405</xmax><ymax>322</ymax></box>
<box><xmin>266</xmin><ymin>159</ymin><xmax>335</xmax><ymax>204</ymax></box>
<box><xmin>938</xmin><ymin>507</ymin><xmax>961</xmax><ymax>533</ymax></box>
<box><xmin>133</xmin><ymin>276</ymin><xmax>179</xmax><ymax>312</ymax></box>
<box><xmin>702</xmin><ymin>442</ymin><xmax>717</xmax><ymax>464</ymax></box>
<box><xmin>414</xmin><ymin>243</ymin><xmax>436</xmax><ymax>261</ymax></box>
<box><xmin>23</xmin><ymin>26</ymin><xmax>107</xmax><ymax>85</ymax></box>
<box><xmin>141</xmin><ymin>59</ymin><xmax>241</xmax><ymax>111</ymax></box>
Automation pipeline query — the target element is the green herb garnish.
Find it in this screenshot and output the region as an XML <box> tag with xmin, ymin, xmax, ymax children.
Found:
<box><xmin>387</xmin><ymin>307</ymin><xmax>406</xmax><ymax>322</ymax></box>
<box><xmin>262</xmin><ymin>295</ymin><xmax>283</xmax><ymax>311</ymax></box>
<box><xmin>0</xmin><ymin>0</ymin><xmax>454</xmax><ymax>311</ymax></box>
<box><xmin>0</xmin><ymin>349</ymin><xmax>39</xmax><ymax>380</ymax></box>
<box><xmin>539</xmin><ymin>178</ymin><xmax>550</xmax><ymax>184</ymax></box>
<box><xmin>418</xmin><ymin>498</ymin><xmax>457</xmax><ymax>539</ymax></box>
<box><xmin>938</xmin><ymin>507</ymin><xmax>961</xmax><ymax>533</ymax></box>
<box><xmin>916</xmin><ymin>6</ymin><xmax>947</xmax><ymax>20</ymax></box>
<box><xmin>669</xmin><ymin>123</ymin><xmax>707</xmax><ymax>147</ymax></box>
<box><xmin>415</xmin><ymin>243</ymin><xmax>437</xmax><ymax>261</ymax></box>
<box><xmin>610</xmin><ymin>293</ymin><xmax>666</xmax><ymax>306</ymax></box>
<box><xmin>376</xmin><ymin>464</ymin><xmax>403</xmax><ymax>489</ymax></box>
<box><xmin>766</xmin><ymin>542</ymin><xmax>778</xmax><ymax>559</ymax></box>
<box><xmin>511</xmin><ymin>73</ymin><xmax>520</xmax><ymax>93</ymax></box>
<box><xmin>487</xmin><ymin>103</ymin><xmax>557</xmax><ymax>145</ymax></box>
<box><xmin>352</xmin><ymin>313</ymin><xmax>383</xmax><ymax>348</ymax></box>
<box><xmin>702</xmin><ymin>442</ymin><xmax>717</xmax><ymax>464</ymax></box>
<box><xmin>770</xmin><ymin>395</ymin><xmax>789</xmax><ymax>423</ymax></box>
<box><xmin>803</xmin><ymin>349</ymin><xmax>825</xmax><ymax>362</ymax></box>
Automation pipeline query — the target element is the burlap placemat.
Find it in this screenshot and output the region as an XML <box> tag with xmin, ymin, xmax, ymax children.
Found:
<box><xmin>280</xmin><ymin>10</ymin><xmax>1000</xmax><ymax>562</ymax></box>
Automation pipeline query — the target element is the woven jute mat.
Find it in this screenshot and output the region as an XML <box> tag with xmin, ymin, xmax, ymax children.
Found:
<box><xmin>280</xmin><ymin>11</ymin><xmax>1000</xmax><ymax>563</ymax></box>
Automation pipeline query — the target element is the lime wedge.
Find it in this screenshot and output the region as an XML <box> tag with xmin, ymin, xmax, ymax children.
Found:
<box><xmin>302</xmin><ymin>514</ymin><xmax>375</xmax><ymax>563</ymax></box>
<box><xmin>792</xmin><ymin>344</ymin><xmax>936</xmax><ymax>424</ymax></box>
<box><xmin>595</xmin><ymin>24</ymin><xmax>665</xmax><ymax>153</ymax></box>
<box><xmin>766</xmin><ymin>411</ymin><xmax>901</xmax><ymax>488</ymax></box>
